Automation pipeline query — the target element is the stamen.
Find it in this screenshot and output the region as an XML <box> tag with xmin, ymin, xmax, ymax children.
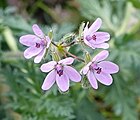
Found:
<box><xmin>57</xmin><ymin>70</ymin><xmax>63</xmax><ymax>76</ymax></box>
<box><xmin>95</xmin><ymin>67</ymin><xmax>102</xmax><ymax>74</ymax></box>
<box><xmin>56</xmin><ymin>64</ymin><xmax>63</xmax><ymax>76</ymax></box>
<box><xmin>92</xmin><ymin>35</ymin><xmax>96</xmax><ymax>41</ymax></box>
<box><xmin>36</xmin><ymin>43</ymin><xmax>40</xmax><ymax>48</ymax></box>
<box><xmin>90</xmin><ymin>63</ymin><xmax>102</xmax><ymax>74</ymax></box>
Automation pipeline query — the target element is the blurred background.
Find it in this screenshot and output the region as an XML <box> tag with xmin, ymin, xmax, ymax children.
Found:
<box><xmin>0</xmin><ymin>0</ymin><xmax>140</xmax><ymax>120</ymax></box>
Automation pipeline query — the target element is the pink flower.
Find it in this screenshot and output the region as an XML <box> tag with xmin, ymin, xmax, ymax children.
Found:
<box><xmin>81</xmin><ymin>50</ymin><xmax>119</xmax><ymax>89</ymax></box>
<box><xmin>40</xmin><ymin>57</ymin><xmax>81</xmax><ymax>92</ymax></box>
<box><xmin>84</xmin><ymin>18</ymin><xmax>110</xmax><ymax>49</ymax></box>
<box><xmin>19</xmin><ymin>24</ymin><xmax>51</xmax><ymax>63</ymax></box>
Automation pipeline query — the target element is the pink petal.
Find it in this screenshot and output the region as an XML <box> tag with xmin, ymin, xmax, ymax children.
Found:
<box><xmin>98</xmin><ymin>61</ymin><xmax>119</xmax><ymax>74</ymax></box>
<box><xmin>92</xmin><ymin>50</ymin><xmax>109</xmax><ymax>62</ymax></box>
<box><xmin>95</xmin><ymin>72</ymin><xmax>113</xmax><ymax>85</ymax></box>
<box><xmin>34</xmin><ymin>48</ymin><xmax>46</xmax><ymax>63</ymax></box>
<box><xmin>64</xmin><ymin>66</ymin><xmax>81</xmax><ymax>82</ymax></box>
<box><xmin>58</xmin><ymin>57</ymin><xmax>74</xmax><ymax>65</ymax></box>
<box><xmin>45</xmin><ymin>36</ymin><xmax>51</xmax><ymax>48</ymax></box>
<box><xmin>91</xmin><ymin>43</ymin><xmax>109</xmax><ymax>49</ymax></box>
<box><xmin>19</xmin><ymin>35</ymin><xmax>39</xmax><ymax>46</ymax></box>
<box><xmin>41</xmin><ymin>70</ymin><xmax>56</xmax><ymax>90</ymax></box>
<box><xmin>24</xmin><ymin>46</ymin><xmax>43</xmax><ymax>59</ymax></box>
<box><xmin>87</xmin><ymin>71</ymin><xmax>98</xmax><ymax>89</ymax></box>
<box><xmin>40</xmin><ymin>61</ymin><xmax>57</xmax><ymax>73</ymax></box>
<box><xmin>81</xmin><ymin>62</ymin><xmax>91</xmax><ymax>75</ymax></box>
<box><xmin>83</xmin><ymin>38</ymin><xmax>94</xmax><ymax>48</ymax></box>
<box><xmin>56</xmin><ymin>73</ymin><xmax>69</xmax><ymax>92</ymax></box>
<box><xmin>83</xmin><ymin>22</ymin><xmax>93</xmax><ymax>48</ymax></box>
<box><xmin>84</xmin><ymin>22</ymin><xmax>89</xmax><ymax>36</ymax></box>
<box><xmin>32</xmin><ymin>24</ymin><xmax>44</xmax><ymax>38</ymax></box>
<box><xmin>88</xmin><ymin>18</ymin><xmax>102</xmax><ymax>34</ymax></box>
<box><xmin>89</xmin><ymin>32</ymin><xmax>110</xmax><ymax>44</ymax></box>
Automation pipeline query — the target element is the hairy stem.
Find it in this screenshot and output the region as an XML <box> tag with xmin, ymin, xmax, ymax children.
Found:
<box><xmin>64</xmin><ymin>50</ymin><xmax>85</xmax><ymax>63</ymax></box>
<box><xmin>51</xmin><ymin>41</ymin><xmax>58</xmax><ymax>47</ymax></box>
<box><xmin>62</xmin><ymin>41</ymin><xmax>76</xmax><ymax>47</ymax></box>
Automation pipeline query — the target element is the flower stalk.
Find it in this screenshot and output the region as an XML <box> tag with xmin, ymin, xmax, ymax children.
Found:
<box><xmin>64</xmin><ymin>50</ymin><xmax>85</xmax><ymax>63</ymax></box>
<box><xmin>19</xmin><ymin>18</ymin><xmax>119</xmax><ymax>92</ymax></box>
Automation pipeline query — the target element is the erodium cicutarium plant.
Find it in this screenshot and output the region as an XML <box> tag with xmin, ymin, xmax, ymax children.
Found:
<box><xmin>19</xmin><ymin>18</ymin><xmax>119</xmax><ymax>93</ymax></box>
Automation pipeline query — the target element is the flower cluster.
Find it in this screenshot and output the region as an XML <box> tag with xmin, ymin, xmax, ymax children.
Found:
<box><xmin>19</xmin><ymin>18</ymin><xmax>119</xmax><ymax>92</ymax></box>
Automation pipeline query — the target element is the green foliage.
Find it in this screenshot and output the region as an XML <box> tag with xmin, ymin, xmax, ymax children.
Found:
<box><xmin>1</xmin><ymin>61</ymin><xmax>75</xmax><ymax>120</ymax></box>
<box><xmin>0</xmin><ymin>0</ymin><xmax>140</xmax><ymax>120</ymax></box>
<box><xmin>78</xmin><ymin>0</ymin><xmax>140</xmax><ymax>120</ymax></box>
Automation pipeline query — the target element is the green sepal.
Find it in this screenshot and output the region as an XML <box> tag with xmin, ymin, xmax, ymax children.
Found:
<box><xmin>48</xmin><ymin>29</ymin><xmax>53</xmax><ymax>40</ymax></box>
<box><xmin>51</xmin><ymin>51</ymin><xmax>60</xmax><ymax>62</ymax></box>
<box><xmin>85</xmin><ymin>52</ymin><xmax>91</xmax><ymax>63</ymax></box>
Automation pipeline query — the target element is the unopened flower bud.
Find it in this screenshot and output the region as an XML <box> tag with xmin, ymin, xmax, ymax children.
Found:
<box><xmin>48</xmin><ymin>30</ymin><xmax>53</xmax><ymax>40</ymax></box>
<box><xmin>61</xmin><ymin>33</ymin><xmax>75</xmax><ymax>44</ymax></box>
<box><xmin>79</xmin><ymin>22</ymin><xmax>85</xmax><ymax>38</ymax></box>
<box><xmin>51</xmin><ymin>52</ymin><xmax>60</xmax><ymax>62</ymax></box>
<box><xmin>81</xmin><ymin>75</ymin><xmax>90</xmax><ymax>89</ymax></box>
<box><xmin>85</xmin><ymin>52</ymin><xmax>91</xmax><ymax>63</ymax></box>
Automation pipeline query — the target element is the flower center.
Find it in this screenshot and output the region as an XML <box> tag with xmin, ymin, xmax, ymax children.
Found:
<box><xmin>86</xmin><ymin>35</ymin><xmax>96</xmax><ymax>41</ymax></box>
<box><xmin>57</xmin><ymin>70</ymin><xmax>63</xmax><ymax>76</ymax></box>
<box><xmin>95</xmin><ymin>67</ymin><xmax>102</xmax><ymax>74</ymax></box>
<box><xmin>56</xmin><ymin>64</ymin><xmax>63</xmax><ymax>76</ymax></box>
<box><xmin>35</xmin><ymin>43</ymin><xmax>40</xmax><ymax>48</ymax></box>
<box><xmin>92</xmin><ymin>35</ymin><xmax>96</xmax><ymax>41</ymax></box>
<box><xmin>86</xmin><ymin>35</ymin><xmax>92</xmax><ymax>41</ymax></box>
<box><xmin>35</xmin><ymin>39</ymin><xmax>48</xmax><ymax>48</ymax></box>
<box><xmin>90</xmin><ymin>63</ymin><xmax>102</xmax><ymax>74</ymax></box>
<box><xmin>41</xmin><ymin>39</ymin><xmax>48</xmax><ymax>46</ymax></box>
